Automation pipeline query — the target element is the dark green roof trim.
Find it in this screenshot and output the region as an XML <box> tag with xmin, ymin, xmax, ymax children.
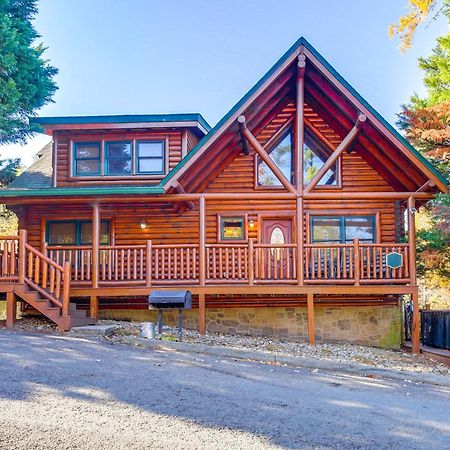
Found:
<box><xmin>32</xmin><ymin>113</ymin><xmax>211</xmax><ymax>133</ymax></box>
<box><xmin>161</xmin><ymin>36</ymin><xmax>447</xmax><ymax>188</ymax></box>
<box><xmin>0</xmin><ymin>186</ymin><xmax>164</xmax><ymax>198</ymax></box>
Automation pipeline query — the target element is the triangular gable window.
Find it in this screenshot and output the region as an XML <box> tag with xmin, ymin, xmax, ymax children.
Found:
<box><xmin>303</xmin><ymin>129</ymin><xmax>339</xmax><ymax>186</ymax></box>
<box><xmin>257</xmin><ymin>130</ymin><xmax>293</xmax><ymax>186</ymax></box>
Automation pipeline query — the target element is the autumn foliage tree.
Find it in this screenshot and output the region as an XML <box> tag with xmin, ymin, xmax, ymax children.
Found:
<box><xmin>397</xmin><ymin>22</ymin><xmax>450</xmax><ymax>286</ymax></box>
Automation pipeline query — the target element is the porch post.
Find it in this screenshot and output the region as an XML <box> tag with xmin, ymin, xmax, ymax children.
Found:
<box><xmin>307</xmin><ymin>292</ymin><xmax>315</xmax><ymax>345</ymax></box>
<box><xmin>408</xmin><ymin>196</ymin><xmax>420</xmax><ymax>354</ymax></box>
<box><xmin>407</xmin><ymin>196</ymin><xmax>417</xmax><ymax>285</ymax></box>
<box><xmin>18</xmin><ymin>229</ymin><xmax>27</xmax><ymax>284</ymax></box>
<box><xmin>411</xmin><ymin>291</ymin><xmax>420</xmax><ymax>355</ymax></box>
<box><xmin>6</xmin><ymin>291</ymin><xmax>17</xmax><ymax>328</ymax></box>
<box><xmin>90</xmin><ymin>295</ymin><xmax>99</xmax><ymax>319</ymax></box>
<box><xmin>296</xmin><ymin>197</ymin><xmax>304</xmax><ymax>285</ymax></box>
<box><xmin>92</xmin><ymin>203</ymin><xmax>100</xmax><ymax>289</ymax></box>
<box><xmin>198</xmin><ymin>196</ymin><xmax>206</xmax><ymax>335</ymax></box>
<box><xmin>199</xmin><ymin>196</ymin><xmax>206</xmax><ymax>286</ymax></box>
<box><xmin>198</xmin><ymin>293</ymin><xmax>206</xmax><ymax>335</ymax></box>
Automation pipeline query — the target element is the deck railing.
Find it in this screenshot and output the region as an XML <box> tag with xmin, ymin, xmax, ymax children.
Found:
<box><xmin>36</xmin><ymin>238</ymin><xmax>414</xmax><ymax>287</ymax></box>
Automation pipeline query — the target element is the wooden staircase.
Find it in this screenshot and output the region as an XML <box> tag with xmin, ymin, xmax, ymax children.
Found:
<box><xmin>1</xmin><ymin>230</ymin><xmax>97</xmax><ymax>331</ymax></box>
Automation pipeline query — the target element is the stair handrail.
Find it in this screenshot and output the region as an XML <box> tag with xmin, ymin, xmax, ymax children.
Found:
<box><xmin>23</xmin><ymin>240</ymin><xmax>72</xmax><ymax>316</ymax></box>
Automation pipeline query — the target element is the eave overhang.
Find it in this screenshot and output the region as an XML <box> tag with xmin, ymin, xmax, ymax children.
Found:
<box><xmin>32</xmin><ymin>113</ymin><xmax>211</xmax><ymax>136</ymax></box>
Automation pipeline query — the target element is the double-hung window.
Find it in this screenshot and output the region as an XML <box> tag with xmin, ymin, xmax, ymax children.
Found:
<box><xmin>311</xmin><ymin>216</ymin><xmax>375</xmax><ymax>244</ymax></box>
<box><xmin>74</xmin><ymin>143</ymin><xmax>101</xmax><ymax>176</ymax></box>
<box><xmin>105</xmin><ymin>142</ymin><xmax>132</xmax><ymax>175</ymax></box>
<box><xmin>136</xmin><ymin>141</ymin><xmax>165</xmax><ymax>174</ymax></box>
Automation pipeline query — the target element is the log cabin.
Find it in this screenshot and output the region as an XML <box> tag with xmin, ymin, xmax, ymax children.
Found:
<box><xmin>0</xmin><ymin>37</ymin><xmax>447</xmax><ymax>353</ymax></box>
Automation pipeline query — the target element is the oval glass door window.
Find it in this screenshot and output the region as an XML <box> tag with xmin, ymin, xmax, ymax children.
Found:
<box><xmin>270</xmin><ymin>227</ymin><xmax>285</xmax><ymax>244</ymax></box>
<box><xmin>270</xmin><ymin>227</ymin><xmax>285</xmax><ymax>260</ymax></box>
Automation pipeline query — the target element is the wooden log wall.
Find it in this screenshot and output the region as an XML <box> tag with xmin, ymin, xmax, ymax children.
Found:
<box><xmin>54</xmin><ymin>128</ymin><xmax>185</xmax><ymax>186</ymax></box>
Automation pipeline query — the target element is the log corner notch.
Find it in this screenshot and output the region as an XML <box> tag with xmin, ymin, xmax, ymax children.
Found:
<box><xmin>237</xmin><ymin>115</ymin><xmax>298</xmax><ymax>194</ymax></box>
<box><xmin>304</xmin><ymin>112</ymin><xmax>366</xmax><ymax>193</ymax></box>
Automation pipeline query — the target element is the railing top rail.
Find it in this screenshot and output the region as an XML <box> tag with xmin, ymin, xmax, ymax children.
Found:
<box><xmin>102</xmin><ymin>245</ymin><xmax>146</xmax><ymax>250</ymax></box>
<box><xmin>25</xmin><ymin>243</ymin><xmax>65</xmax><ymax>272</ymax></box>
<box><xmin>0</xmin><ymin>235</ymin><xmax>20</xmax><ymax>241</ymax></box>
<box><xmin>254</xmin><ymin>243</ymin><xmax>297</xmax><ymax>248</ymax></box>
<box><xmin>359</xmin><ymin>243</ymin><xmax>409</xmax><ymax>248</ymax></box>
<box><xmin>206</xmin><ymin>243</ymin><xmax>248</xmax><ymax>248</ymax></box>
<box><xmin>304</xmin><ymin>243</ymin><xmax>353</xmax><ymax>248</ymax></box>
<box><xmin>153</xmin><ymin>244</ymin><xmax>199</xmax><ymax>249</ymax></box>
<box><xmin>47</xmin><ymin>245</ymin><xmax>92</xmax><ymax>250</ymax></box>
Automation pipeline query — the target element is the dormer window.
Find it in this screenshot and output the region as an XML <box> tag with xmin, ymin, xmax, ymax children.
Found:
<box><xmin>105</xmin><ymin>142</ymin><xmax>132</xmax><ymax>175</ymax></box>
<box><xmin>74</xmin><ymin>142</ymin><xmax>101</xmax><ymax>176</ymax></box>
<box><xmin>72</xmin><ymin>139</ymin><xmax>167</xmax><ymax>177</ymax></box>
<box><xmin>136</xmin><ymin>141</ymin><xmax>165</xmax><ymax>174</ymax></box>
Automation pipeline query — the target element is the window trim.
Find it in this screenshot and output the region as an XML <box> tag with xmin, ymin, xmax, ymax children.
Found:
<box><xmin>309</xmin><ymin>214</ymin><xmax>377</xmax><ymax>244</ymax></box>
<box><xmin>136</xmin><ymin>140</ymin><xmax>166</xmax><ymax>175</ymax></box>
<box><xmin>46</xmin><ymin>219</ymin><xmax>111</xmax><ymax>246</ymax></box>
<box><xmin>104</xmin><ymin>141</ymin><xmax>132</xmax><ymax>176</ymax></box>
<box><xmin>73</xmin><ymin>142</ymin><xmax>101</xmax><ymax>177</ymax></box>
<box><xmin>254</xmin><ymin>125</ymin><xmax>294</xmax><ymax>189</ymax></box>
<box><xmin>217</xmin><ymin>213</ymin><xmax>248</xmax><ymax>243</ymax></box>
<box><xmin>70</xmin><ymin>137</ymin><xmax>169</xmax><ymax>179</ymax></box>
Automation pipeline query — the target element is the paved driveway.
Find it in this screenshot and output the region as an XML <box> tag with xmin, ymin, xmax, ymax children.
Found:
<box><xmin>0</xmin><ymin>330</ymin><xmax>449</xmax><ymax>449</ymax></box>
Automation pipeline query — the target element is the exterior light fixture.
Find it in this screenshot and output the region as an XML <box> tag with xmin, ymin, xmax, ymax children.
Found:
<box><xmin>249</xmin><ymin>219</ymin><xmax>255</xmax><ymax>229</ymax></box>
<box><xmin>140</xmin><ymin>220</ymin><xmax>147</xmax><ymax>230</ymax></box>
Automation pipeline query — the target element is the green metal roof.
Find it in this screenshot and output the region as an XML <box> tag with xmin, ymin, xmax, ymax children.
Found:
<box><xmin>161</xmin><ymin>36</ymin><xmax>448</xmax><ymax>188</ymax></box>
<box><xmin>32</xmin><ymin>113</ymin><xmax>211</xmax><ymax>133</ymax></box>
<box><xmin>0</xmin><ymin>186</ymin><xmax>164</xmax><ymax>198</ymax></box>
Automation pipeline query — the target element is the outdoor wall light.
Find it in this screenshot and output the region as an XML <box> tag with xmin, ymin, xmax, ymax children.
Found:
<box><xmin>249</xmin><ymin>219</ymin><xmax>256</xmax><ymax>229</ymax></box>
<box><xmin>140</xmin><ymin>220</ymin><xmax>147</xmax><ymax>230</ymax></box>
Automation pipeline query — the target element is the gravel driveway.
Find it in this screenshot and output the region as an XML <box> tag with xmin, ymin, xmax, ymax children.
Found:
<box><xmin>0</xmin><ymin>330</ymin><xmax>449</xmax><ymax>449</ymax></box>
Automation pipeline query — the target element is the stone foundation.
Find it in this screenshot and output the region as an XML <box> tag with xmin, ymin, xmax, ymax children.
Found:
<box><xmin>100</xmin><ymin>304</ymin><xmax>403</xmax><ymax>349</ymax></box>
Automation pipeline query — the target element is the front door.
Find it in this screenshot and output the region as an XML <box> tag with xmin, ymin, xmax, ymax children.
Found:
<box><xmin>261</xmin><ymin>218</ymin><xmax>294</xmax><ymax>279</ymax></box>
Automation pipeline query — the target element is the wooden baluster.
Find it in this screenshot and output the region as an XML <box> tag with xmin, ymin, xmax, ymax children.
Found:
<box><xmin>354</xmin><ymin>239</ymin><xmax>360</xmax><ymax>286</ymax></box>
<box><xmin>42</xmin><ymin>243</ymin><xmax>48</xmax><ymax>289</ymax></box>
<box><xmin>139</xmin><ymin>249</ymin><xmax>144</xmax><ymax>280</ymax></box>
<box><xmin>238</xmin><ymin>247</ymin><xmax>242</xmax><ymax>279</ymax></box>
<box><xmin>248</xmin><ymin>239</ymin><xmax>254</xmax><ymax>286</ymax></box>
<box><xmin>10</xmin><ymin>240</ymin><xmax>16</xmax><ymax>276</ymax></box>
<box><xmin>2</xmin><ymin>241</ymin><xmax>8</xmax><ymax>276</ymax></box>
<box><xmin>55</xmin><ymin>270</ymin><xmax>61</xmax><ymax>300</ymax></box>
<box><xmin>161</xmin><ymin>248</ymin><xmax>166</xmax><ymax>280</ymax></box>
<box><xmin>87</xmin><ymin>250</ymin><xmax>91</xmax><ymax>281</ymax></box>
<box><xmin>146</xmin><ymin>241</ymin><xmax>152</xmax><ymax>286</ymax></box>
<box><xmin>231</xmin><ymin>247</ymin><xmax>236</xmax><ymax>279</ymax></box>
<box><xmin>193</xmin><ymin>247</ymin><xmax>197</xmax><ymax>279</ymax></box>
<box><xmin>372</xmin><ymin>246</ymin><xmax>377</xmax><ymax>279</ymax></box>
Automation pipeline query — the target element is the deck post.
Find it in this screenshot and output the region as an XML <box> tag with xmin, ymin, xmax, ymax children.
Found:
<box><xmin>407</xmin><ymin>196</ymin><xmax>417</xmax><ymax>285</ymax></box>
<box><xmin>62</xmin><ymin>261</ymin><xmax>71</xmax><ymax>317</ymax></box>
<box><xmin>199</xmin><ymin>196</ymin><xmax>206</xmax><ymax>286</ymax></box>
<box><xmin>6</xmin><ymin>291</ymin><xmax>17</xmax><ymax>328</ymax></box>
<box><xmin>92</xmin><ymin>203</ymin><xmax>100</xmax><ymax>289</ymax></box>
<box><xmin>146</xmin><ymin>240</ymin><xmax>152</xmax><ymax>287</ymax></box>
<box><xmin>411</xmin><ymin>291</ymin><xmax>420</xmax><ymax>354</ymax></box>
<box><xmin>296</xmin><ymin>197</ymin><xmax>304</xmax><ymax>285</ymax></box>
<box><xmin>198</xmin><ymin>292</ymin><xmax>206</xmax><ymax>335</ymax></box>
<box><xmin>90</xmin><ymin>295</ymin><xmax>99</xmax><ymax>319</ymax></box>
<box><xmin>307</xmin><ymin>292</ymin><xmax>315</xmax><ymax>345</ymax></box>
<box><xmin>18</xmin><ymin>229</ymin><xmax>27</xmax><ymax>284</ymax></box>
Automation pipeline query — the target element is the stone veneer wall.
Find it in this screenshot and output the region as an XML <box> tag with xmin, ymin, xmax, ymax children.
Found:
<box><xmin>100</xmin><ymin>304</ymin><xmax>403</xmax><ymax>349</ymax></box>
